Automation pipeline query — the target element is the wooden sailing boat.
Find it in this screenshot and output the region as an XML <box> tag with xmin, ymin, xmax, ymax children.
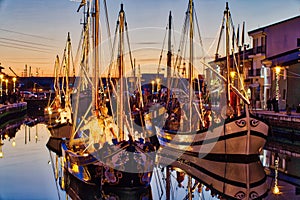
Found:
<box><xmin>46</xmin><ymin>32</ymin><xmax>73</xmax><ymax>139</ymax></box>
<box><xmin>44</xmin><ymin>55</ymin><xmax>61</xmax><ymax>125</ymax></box>
<box><xmin>155</xmin><ymin>0</ymin><xmax>269</xmax><ymax>158</ymax></box>
<box><xmin>155</xmin><ymin>1</ymin><xmax>269</xmax><ymax>199</ymax></box>
<box><xmin>61</xmin><ymin>1</ymin><xmax>156</xmax><ymax>187</ymax></box>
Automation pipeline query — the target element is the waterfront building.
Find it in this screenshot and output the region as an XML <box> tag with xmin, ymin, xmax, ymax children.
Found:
<box><xmin>248</xmin><ymin>15</ymin><xmax>300</xmax><ymax>111</ymax></box>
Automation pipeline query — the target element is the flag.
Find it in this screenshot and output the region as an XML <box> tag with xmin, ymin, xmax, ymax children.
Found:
<box><xmin>242</xmin><ymin>21</ymin><xmax>245</xmax><ymax>46</ymax></box>
<box><xmin>236</xmin><ymin>24</ymin><xmax>240</xmax><ymax>47</ymax></box>
<box><xmin>77</xmin><ymin>0</ymin><xmax>86</xmax><ymax>12</ymax></box>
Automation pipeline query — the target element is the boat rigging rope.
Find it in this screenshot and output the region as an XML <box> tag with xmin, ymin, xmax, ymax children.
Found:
<box><xmin>103</xmin><ymin>0</ymin><xmax>112</xmax><ymax>54</ymax></box>
<box><xmin>106</xmin><ymin>22</ymin><xmax>119</xmax><ymax>121</ymax></box>
<box><xmin>157</xmin><ymin>23</ymin><xmax>168</xmax><ymax>76</ymax></box>
<box><xmin>124</xmin><ymin>17</ymin><xmax>135</xmax><ymax>71</ymax></box>
<box><xmin>215</xmin><ymin>16</ymin><xmax>225</xmax><ymax>58</ymax></box>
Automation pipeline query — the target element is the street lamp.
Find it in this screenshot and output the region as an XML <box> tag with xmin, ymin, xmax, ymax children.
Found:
<box><xmin>156</xmin><ymin>78</ymin><xmax>160</xmax><ymax>92</ymax></box>
<box><xmin>12</xmin><ymin>77</ymin><xmax>17</xmax><ymax>93</ymax></box>
<box><xmin>0</xmin><ymin>74</ymin><xmax>3</xmax><ymax>97</ymax></box>
<box><xmin>275</xmin><ymin>66</ymin><xmax>281</xmax><ymax>101</ymax></box>
<box><xmin>230</xmin><ymin>71</ymin><xmax>236</xmax><ymax>84</ymax></box>
<box><xmin>273</xmin><ymin>66</ymin><xmax>281</xmax><ymax>112</ymax></box>
<box><xmin>151</xmin><ymin>80</ymin><xmax>155</xmax><ymax>94</ymax></box>
<box><xmin>5</xmin><ymin>79</ymin><xmax>8</xmax><ymax>94</ymax></box>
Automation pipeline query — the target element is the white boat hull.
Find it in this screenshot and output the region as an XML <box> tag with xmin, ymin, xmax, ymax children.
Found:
<box><xmin>156</xmin><ymin>114</ymin><xmax>269</xmax><ymax>156</ymax></box>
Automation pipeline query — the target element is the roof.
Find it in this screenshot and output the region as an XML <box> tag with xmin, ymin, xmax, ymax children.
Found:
<box><xmin>262</xmin><ymin>48</ymin><xmax>299</xmax><ymax>67</ymax></box>
<box><xmin>248</xmin><ymin>15</ymin><xmax>300</xmax><ymax>35</ymax></box>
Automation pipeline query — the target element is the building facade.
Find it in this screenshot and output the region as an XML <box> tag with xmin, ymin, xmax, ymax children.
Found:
<box><xmin>248</xmin><ymin>15</ymin><xmax>300</xmax><ymax>110</ymax></box>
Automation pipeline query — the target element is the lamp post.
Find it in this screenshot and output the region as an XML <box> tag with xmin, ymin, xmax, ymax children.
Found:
<box><xmin>230</xmin><ymin>71</ymin><xmax>236</xmax><ymax>85</ymax></box>
<box><xmin>275</xmin><ymin>66</ymin><xmax>281</xmax><ymax>100</ymax></box>
<box><xmin>0</xmin><ymin>74</ymin><xmax>3</xmax><ymax>97</ymax></box>
<box><xmin>5</xmin><ymin>79</ymin><xmax>8</xmax><ymax>94</ymax></box>
<box><xmin>156</xmin><ymin>78</ymin><xmax>160</xmax><ymax>92</ymax></box>
<box><xmin>274</xmin><ymin>66</ymin><xmax>281</xmax><ymax>112</ymax></box>
<box><xmin>151</xmin><ymin>80</ymin><xmax>155</xmax><ymax>94</ymax></box>
<box><xmin>12</xmin><ymin>77</ymin><xmax>16</xmax><ymax>93</ymax></box>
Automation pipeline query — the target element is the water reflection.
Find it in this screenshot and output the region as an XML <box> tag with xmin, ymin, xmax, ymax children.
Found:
<box><xmin>1</xmin><ymin>120</ymin><xmax>300</xmax><ymax>199</ymax></box>
<box><xmin>0</xmin><ymin>123</ymin><xmax>61</xmax><ymax>199</ymax></box>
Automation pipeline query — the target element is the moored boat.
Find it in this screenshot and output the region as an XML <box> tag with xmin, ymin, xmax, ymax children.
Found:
<box><xmin>155</xmin><ymin>0</ymin><xmax>269</xmax><ymax>159</ymax></box>
<box><xmin>45</xmin><ymin>33</ymin><xmax>74</xmax><ymax>139</ymax></box>
<box><xmin>61</xmin><ymin>0</ymin><xmax>156</xmax><ymax>188</ymax></box>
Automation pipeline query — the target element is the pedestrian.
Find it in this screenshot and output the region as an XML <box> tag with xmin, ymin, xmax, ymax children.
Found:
<box><xmin>272</xmin><ymin>97</ymin><xmax>276</xmax><ymax>111</ymax></box>
<box><xmin>267</xmin><ymin>98</ymin><xmax>272</xmax><ymax>111</ymax></box>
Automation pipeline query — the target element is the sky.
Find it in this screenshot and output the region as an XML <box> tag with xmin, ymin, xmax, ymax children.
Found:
<box><xmin>0</xmin><ymin>0</ymin><xmax>299</xmax><ymax>77</ymax></box>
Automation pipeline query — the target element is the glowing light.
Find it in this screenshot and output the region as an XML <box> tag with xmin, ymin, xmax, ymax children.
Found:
<box><xmin>0</xmin><ymin>74</ymin><xmax>3</xmax><ymax>97</ymax></box>
<box><xmin>273</xmin><ymin>185</ymin><xmax>280</xmax><ymax>194</ymax></box>
<box><xmin>275</xmin><ymin>66</ymin><xmax>281</xmax><ymax>101</ymax></box>
<box><xmin>275</xmin><ymin>66</ymin><xmax>281</xmax><ymax>74</ymax></box>
<box><xmin>230</xmin><ymin>71</ymin><xmax>236</xmax><ymax>79</ymax></box>
<box><xmin>151</xmin><ymin>80</ymin><xmax>155</xmax><ymax>94</ymax></box>
<box><xmin>273</xmin><ymin>158</ymin><xmax>281</xmax><ymax>195</ymax></box>
<box><xmin>12</xmin><ymin>140</ymin><xmax>16</xmax><ymax>147</ymax></box>
<box><xmin>0</xmin><ymin>152</ymin><xmax>3</xmax><ymax>158</ymax></box>
<box><xmin>4</xmin><ymin>134</ymin><xmax>8</xmax><ymax>139</ymax></box>
<box><xmin>5</xmin><ymin>79</ymin><xmax>8</xmax><ymax>94</ymax></box>
<box><xmin>72</xmin><ymin>164</ymin><xmax>79</xmax><ymax>173</ymax></box>
<box><xmin>12</xmin><ymin>77</ymin><xmax>17</xmax><ymax>93</ymax></box>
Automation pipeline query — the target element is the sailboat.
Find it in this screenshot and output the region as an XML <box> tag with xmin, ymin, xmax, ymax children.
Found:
<box><xmin>154</xmin><ymin>0</ymin><xmax>269</xmax><ymax>159</ymax></box>
<box><xmin>153</xmin><ymin>1</ymin><xmax>269</xmax><ymax>199</ymax></box>
<box><xmin>45</xmin><ymin>32</ymin><xmax>73</xmax><ymax>139</ymax></box>
<box><xmin>61</xmin><ymin>1</ymin><xmax>156</xmax><ymax>187</ymax></box>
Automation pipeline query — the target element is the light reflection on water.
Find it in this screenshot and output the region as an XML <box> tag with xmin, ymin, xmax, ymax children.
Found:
<box><xmin>0</xmin><ymin>123</ymin><xmax>64</xmax><ymax>200</ymax></box>
<box><xmin>1</xmin><ymin>122</ymin><xmax>300</xmax><ymax>199</ymax></box>
<box><xmin>0</xmin><ymin>123</ymin><xmax>218</xmax><ymax>200</ymax></box>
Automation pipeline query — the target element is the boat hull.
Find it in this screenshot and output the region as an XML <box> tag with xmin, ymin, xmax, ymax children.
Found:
<box><xmin>62</xmin><ymin>139</ymin><xmax>155</xmax><ymax>188</ymax></box>
<box><xmin>47</xmin><ymin>122</ymin><xmax>73</xmax><ymax>139</ymax></box>
<box><xmin>156</xmin><ymin>113</ymin><xmax>269</xmax><ymax>156</ymax></box>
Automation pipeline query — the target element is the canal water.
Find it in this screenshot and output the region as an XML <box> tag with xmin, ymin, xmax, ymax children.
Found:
<box><xmin>0</xmin><ymin>122</ymin><xmax>217</xmax><ymax>200</ymax></box>
<box><xmin>0</xmin><ymin>120</ymin><xmax>300</xmax><ymax>199</ymax></box>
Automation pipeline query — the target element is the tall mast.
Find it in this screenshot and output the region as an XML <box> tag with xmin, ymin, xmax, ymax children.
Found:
<box><xmin>93</xmin><ymin>0</ymin><xmax>100</xmax><ymax>110</ymax></box>
<box><xmin>118</xmin><ymin>4</ymin><xmax>125</xmax><ymax>140</ymax></box>
<box><xmin>65</xmin><ymin>32</ymin><xmax>71</xmax><ymax>109</ymax></box>
<box><xmin>166</xmin><ymin>11</ymin><xmax>172</xmax><ymax>107</ymax></box>
<box><xmin>189</xmin><ymin>0</ymin><xmax>193</xmax><ymax>83</ymax></box>
<box><xmin>225</xmin><ymin>2</ymin><xmax>231</xmax><ymax>105</ymax></box>
<box><xmin>188</xmin><ymin>0</ymin><xmax>194</xmax><ymax>131</ymax></box>
<box><xmin>54</xmin><ymin>55</ymin><xmax>60</xmax><ymax>99</ymax></box>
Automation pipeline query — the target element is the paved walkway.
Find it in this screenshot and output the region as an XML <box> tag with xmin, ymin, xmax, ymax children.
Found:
<box><xmin>266</xmin><ymin>177</ymin><xmax>300</xmax><ymax>199</ymax></box>
<box><xmin>251</xmin><ymin>109</ymin><xmax>300</xmax><ymax>118</ymax></box>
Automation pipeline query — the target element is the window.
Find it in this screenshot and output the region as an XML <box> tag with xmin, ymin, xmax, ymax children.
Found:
<box><xmin>297</xmin><ymin>38</ymin><xmax>300</xmax><ymax>47</ymax></box>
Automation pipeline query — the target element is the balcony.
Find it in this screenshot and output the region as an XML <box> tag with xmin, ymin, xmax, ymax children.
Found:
<box><xmin>247</xmin><ymin>69</ymin><xmax>261</xmax><ymax>77</ymax></box>
<box><xmin>252</xmin><ymin>45</ymin><xmax>266</xmax><ymax>55</ymax></box>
